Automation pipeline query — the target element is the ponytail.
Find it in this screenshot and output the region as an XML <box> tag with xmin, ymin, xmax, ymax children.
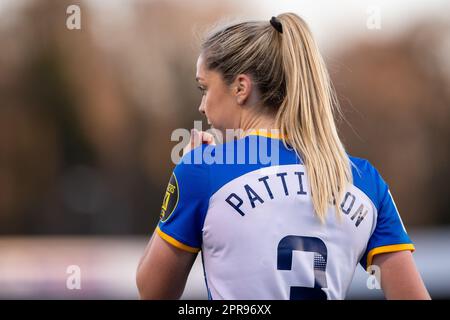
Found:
<box><xmin>274</xmin><ymin>13</ymin><xmax>352</xmax><ymax>222</ymax></box>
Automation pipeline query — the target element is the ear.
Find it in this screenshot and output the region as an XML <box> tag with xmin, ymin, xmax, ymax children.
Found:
<box><xmin>232</xmin><ymin>74</ymin><xmax>252</xmax><ymax>106</ymax></box>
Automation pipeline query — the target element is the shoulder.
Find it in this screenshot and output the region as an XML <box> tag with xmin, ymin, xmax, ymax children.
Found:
<box><xmin>348</xmin><ymin>155</ymin><xmax>388</xmax><ymax>210</ymax></box>
<box><xmin>172</xmin><ymin>144</ymin><xmax>212</xmax><ymax>196</ymax></box>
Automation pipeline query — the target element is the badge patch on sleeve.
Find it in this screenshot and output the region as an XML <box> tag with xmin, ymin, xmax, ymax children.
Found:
<box><xmin>160</xmin><ymin>173</ymin><xmax>179</xmax><ymax>222</ymax></box>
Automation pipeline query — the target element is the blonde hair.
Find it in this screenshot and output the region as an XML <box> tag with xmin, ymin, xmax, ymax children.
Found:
<box><xmin>201</xmin><ymin>13</ymin><xmax>352</xmax><ymax>223</ymax></box>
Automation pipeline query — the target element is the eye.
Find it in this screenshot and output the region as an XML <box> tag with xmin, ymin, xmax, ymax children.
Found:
<box><xmin>197</xmin><ymin>85</ymin><xmax>206</xmax><ymax>96</ymax></box>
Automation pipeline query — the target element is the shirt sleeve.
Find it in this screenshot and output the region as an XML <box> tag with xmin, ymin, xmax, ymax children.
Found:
<box><xmin>359</xmin><ymin>163</ymin><xmax>415</xmax><ymax>270</ymax></box>
<box><xmin>156</xmin><ymin>148</ymin><xmax>210</xmax><ymax>253</ymax></box>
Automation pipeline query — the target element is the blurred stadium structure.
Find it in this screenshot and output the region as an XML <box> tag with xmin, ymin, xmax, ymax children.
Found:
<box><xmin>0</xmin><ymin>0</ymin><xmax>449</xmax><ymax>299</ymax></box>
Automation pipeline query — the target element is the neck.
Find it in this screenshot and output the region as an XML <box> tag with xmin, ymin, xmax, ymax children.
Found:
<box><xmin>239</xmin><ymin>109</ymin><xmax>277</xmax><ymax>133</ymax></box>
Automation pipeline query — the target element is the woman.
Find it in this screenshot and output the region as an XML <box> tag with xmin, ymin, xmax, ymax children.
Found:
<box><xmin>136</xmin><ymin>13</ymin><xmax>430</xmax><ymax>300</ymax></box>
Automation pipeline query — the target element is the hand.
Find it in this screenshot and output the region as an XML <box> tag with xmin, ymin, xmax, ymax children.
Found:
<box><xmin>183</xmin><ymin>129</ymin><xmax>216</xmax><ymax>156</ymax></box>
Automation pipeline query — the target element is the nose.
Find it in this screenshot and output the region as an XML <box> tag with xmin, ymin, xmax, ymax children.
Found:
<box><xmin>198</xmin><ymin>104</ymin><xmax>205</xmax><ymax>115</ymax></box>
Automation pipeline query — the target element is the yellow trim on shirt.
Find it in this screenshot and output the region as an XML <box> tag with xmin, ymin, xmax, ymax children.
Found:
<box><xmin>156</xmin><ymin>226</ymin><xmax>200</xmax><ymax>253</ymax></box>
<box><xmin>246</xmin><ymin>129</ymin><xmax>285</xmax><ymax>139</ymax></box>
<box><xmin>367</xmin><ymin>243</ymin><xmax>415</xmax><ymax>269</ymax></box>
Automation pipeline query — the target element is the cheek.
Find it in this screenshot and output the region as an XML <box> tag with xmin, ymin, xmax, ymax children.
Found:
<box><xmin>205</xmin><ymin>99</ymin><xmax>237</xmax><ymax>129</ymax></box>
<box><xmin>203</xmin><ymin>91</ymin><xmax>222</xmax><ymax>118</ymax></box>
<box><xmin>201</xmin><ymin>82</ymin><xmax>238</xmax><ymax>128</ymax></box>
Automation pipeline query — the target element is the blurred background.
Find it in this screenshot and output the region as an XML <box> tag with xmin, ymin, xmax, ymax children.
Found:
<box><xmin>0</xmin><ymin>0</ymin><xmax>449</xmax><ymax>299</ymax></box>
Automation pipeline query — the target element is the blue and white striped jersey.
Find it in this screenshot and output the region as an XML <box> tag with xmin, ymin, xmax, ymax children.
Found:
<box><xmin>156</xmin><ymin>132</ymin><xmax>415</xmax><ymax>300</ymax></box>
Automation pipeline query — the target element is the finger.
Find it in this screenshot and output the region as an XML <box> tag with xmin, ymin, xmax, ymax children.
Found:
<box><xmin>190</xmin><ymin>129</ymin><xmax>201</xmax><ymax>147</ymax></box>
<box><xmin>200</xmin><ymin>132</ymin><xmax>216</xmax><ymax>145</ymax></box>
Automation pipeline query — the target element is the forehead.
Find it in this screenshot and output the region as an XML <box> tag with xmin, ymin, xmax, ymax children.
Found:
<box><xmin>196</xmin><ymin>55</ymin><xmax>207</xmax><ymax>79</ymax></box>
<box><xmin>196</xmin><ymin>54</ymin><xmax>225</xmax><ymax>85</ymax></box>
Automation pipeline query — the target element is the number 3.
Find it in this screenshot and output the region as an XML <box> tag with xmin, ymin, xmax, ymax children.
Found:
<box><xmin>277</xmin><ymin>235</ymin><xmax>328</xmax><ymax>300</ymax></box>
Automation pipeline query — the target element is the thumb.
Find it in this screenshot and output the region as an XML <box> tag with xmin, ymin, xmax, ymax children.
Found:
<box><xmin>190</xmin><ymin>128</ymin><xmax>201</xmax><ymax>147</ymax></box>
